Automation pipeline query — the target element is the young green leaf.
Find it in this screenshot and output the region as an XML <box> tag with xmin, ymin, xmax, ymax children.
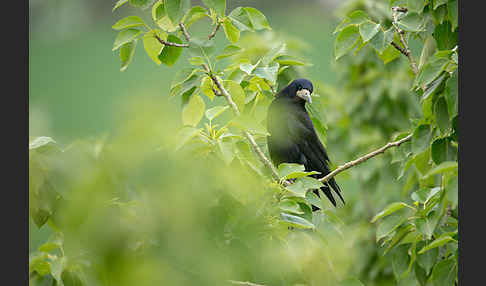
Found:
<box><xmin>371</xmin><ymin>202</ymin><xmax>413</xmax><ymax>223</ymax></box>
<box><xmin>396</xmin><ymin>12</ymin><xmax>425</xmax><ymax>32</ymax></box>
<box><xmin>182</xmin><ymin>94</ymin><xmax>206</xmax><ymax>127</ymax></box>
<box><xmin>223</xmin><ymin>80</ymin><xmax>246</xmax><ymax>112</ymax></box>
<box><xmin>279</xmin><ymin>199</ymin><xmax>304</xmax><ymax>215</ymax></box>
<box><xmin>113</xmin><ymin>0</ymin><xmax>129</xmax><ymax>11</ymax></box>
<box><xmin>175</xmin><ymin>126</ymin><xmax>201</xmax><ymax>150</ymax></box>
<box><xmin>201</xmin><ymin>0</ymin><xmax>226</xmax><ymax>16</ymax></box>
<box><xmin>244</xmin><ymin>7</ymin><xmax>271</xmax><ymax>30</ymax></box>
<box><xmin>119</xmin><ymin>39</ymin><xmax>138</xmax><ymax>72</ymax></box>
<box><xmin>254</xmin><ymin>63</ymin><xmax>279</xmax><ymax>84</ymax></box>
<box><xmin>182</xmin><ymin>6</ymin><xmax>208</xmax><ymax>28</ymax></box>
<box><xmin>223</xmin><ymin>17</ymin><xmax>240</xmax><ymax>43</ymax></box>
<box><xmin>143</xmin><ymin>30</ymin><xmax>167</xmax><ymax>65</ymax></box>
<box><xmin>158</xmin><ymin>35</ymin><xmax>184</xmax><ymax>66</ymax></box>
<box><xmin>412</xmin><ymin>124</ymin><xmax>432</xmax><ymax>154</ymax></box>
<box><xmin>112</xmin><ymin>29</ymin><xmax>141</xmax><ymax>51</ymax></box>
<box><xmin>434</xmin><ymin>96</ymin><xmax>450</xmax><ymax>134</ymax></box>
<box><xmin>205</xmin><ymin>105</ymin><xmax>229</xmax><ymax>121</ymax></box>
<box><xmin>165</xmin><ymin>0</ymin><xmax>190</xmax><ymax>24</ymax></box>
<box><xmin>280</xmin><ymin>213</ymin><xmax>315</xmax><ymax>229</ymax></box>
<box><xmin>359</xmin><ymin>21</ymin><xmax>380</xmax><ymax>42</ymax></box>
<box><xmin>335</xmin><ymin>25</ymin><xmax>360</xmax><ymax>60</ymax></box>
<box><xmin>421</xmin><ymin>161</ymin><xmax>457</xmax><ymax>180</ymax></box>
<box><xmin>112</xmin><ymin>16</ymin><xmax>145</xmax><ymax>30</ymax></box>
<box><xmin>418</xmin><ymin>235</ymin><xmax>456</xmax><ymax>254</ymax></box>
<box><xmin>407</xmin><ymin>0</ymin><xmax>426</xmax><ymax>13</ymax></box>
<box><xmin>448</xmin><ymin>0</ymin><xmax>458</xmax><ymax>31</ymax></box>
<box><xmin>129</xmin><ymin>0</ymin><xmax>151</xmax><ymax>8</ymax></box>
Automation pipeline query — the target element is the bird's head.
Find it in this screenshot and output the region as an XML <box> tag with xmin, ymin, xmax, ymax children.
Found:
<box><xmin>281</xmin><ymin>78</ymin><xmax>314</xmax><ymax>104</ymax></box>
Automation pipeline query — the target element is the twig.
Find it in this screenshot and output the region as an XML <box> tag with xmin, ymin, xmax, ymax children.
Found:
<box><xmin>208</xmin><ymin>20</ymin><xmax>222</xmax><ymax>40</ymax></box>
<box><xmin>202</xmin><ymin>64</ymin><xmax>280</xmax><ymax>181</ymax></box>
<box><xmin>154</xmin><ymin>34</ymin><xmax>189</xmax><ymax>47</ymax></box>
<box><xmin>391</xmin><ymin>7</ymin><xmax>419</xmax><ymax>76</ymax></box>
<box><xmin>179</xmin><ymin>23</ymin><xmax>191</xmax><ymax>42</ymax></box>
<box><xmin>320</xmin><ymin>134</ymin><xmax>412</xmax><ymax>183</ymax></box>
<box><xmin>227</xmin><ymin>280</ymin><xmax>267</xmax><ymax>286</ymax></box>
<box><xmin>391</xmin><ymin>41</ymin><xmax>408</xmax><ymax>57</ymax></box>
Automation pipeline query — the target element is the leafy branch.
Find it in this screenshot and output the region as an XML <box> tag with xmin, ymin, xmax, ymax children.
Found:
<box><xmin>390</xmin><ymin>6</ymin><xmax>419</xmax><ymax>76</ymax></box>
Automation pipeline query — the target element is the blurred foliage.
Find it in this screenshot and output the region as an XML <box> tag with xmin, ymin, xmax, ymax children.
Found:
<box><xmin>29</xmin><ymin>0</ymin><xmax>458</xmax><ymax>285</ymax></box>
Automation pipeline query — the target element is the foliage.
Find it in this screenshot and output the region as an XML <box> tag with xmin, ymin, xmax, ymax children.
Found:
<box><xmin>29</xmin><ymin>0</ymin><xmax>458</xmax><ymax>285</ymax></box>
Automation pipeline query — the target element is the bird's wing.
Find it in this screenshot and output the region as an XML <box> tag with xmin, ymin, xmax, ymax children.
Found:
<box><xmin>287</xmin><ymin>111</ymin><xmax>345</xmax><ymax>206</ymax></box>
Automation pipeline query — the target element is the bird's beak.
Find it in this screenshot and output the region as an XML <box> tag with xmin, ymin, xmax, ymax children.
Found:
<box><xmin>296</xmin><ymin>89</ymin><xmax>312</xmax><ymax>104</ymax></box>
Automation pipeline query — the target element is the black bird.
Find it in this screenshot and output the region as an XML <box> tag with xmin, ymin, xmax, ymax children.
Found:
<box><xmin>267</xmin><ymin>78</ymin><xmax>344</xmax><ymax>209</ymax></box>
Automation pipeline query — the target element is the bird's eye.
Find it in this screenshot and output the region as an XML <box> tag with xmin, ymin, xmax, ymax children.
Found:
<box><xmin>297</xmin><ymin>85</ymin><xmax>302</xmax><ymax>90</ymax></box>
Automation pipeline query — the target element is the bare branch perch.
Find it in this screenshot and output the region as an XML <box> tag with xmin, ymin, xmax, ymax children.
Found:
<box><xmin>201</xmin><ymin>64</ymin><xmax>280</xmax><ymax>181</ymax></box>
<box><xmin>320</xmin><ymin>134</ymin><xmax>412</xmax><ymax>183</ymax></box>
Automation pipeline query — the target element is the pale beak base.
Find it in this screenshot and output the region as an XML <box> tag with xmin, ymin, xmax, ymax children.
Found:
<box><xmin>296</xmin><ymin>89</ymin><xmax>312</xmax><ymax>104</ymax></box>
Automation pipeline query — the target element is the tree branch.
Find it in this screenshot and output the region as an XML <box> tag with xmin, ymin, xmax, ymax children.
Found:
<box><xmin>154</xmin><ymin>34</ymin><xmax>189</xmax><ymax>47</ymax></box>
<box><xmin>202</xmin><ymin>64</ymin><xmax>280</xmax><ymax>181</ymax></box>
<box><xmin>319</xmin><ymin>134</ymin><xmax>412</xmax><ymax>183</ymax></box>
<box><xmin>208</xmin><ymin>20</ymin><xmax>222</xmax><ymax>40</ymax></box>
<box><xmin>179</xmin><ymin>23</ymin><xmax>191</xmax><ymax>42</ymax></box>
<box><xmin>391</xmin><ymin>7</ymin><xmax>419</xmax><ymax>76</ymax></box>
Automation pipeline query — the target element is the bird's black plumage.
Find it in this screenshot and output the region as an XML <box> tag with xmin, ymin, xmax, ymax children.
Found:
<box><xmin>267</xmin><ymin>78</ymin><xmax>344</xmax><ymax>209</ymax></box>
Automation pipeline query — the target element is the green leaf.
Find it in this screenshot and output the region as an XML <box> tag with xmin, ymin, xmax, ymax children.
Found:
<box><xmin>445</xmin><ymin>71</ymin><xmax>458</xmax><ymax>119</ymax></box>
<box><xmin>182</xmin><ymin>94</ymin><xmax>205</xmax><ymax>127</ymax></box>
<box><xmin>112</xmin><ymin>16</ymin><xmax>145</xmax><ymax>30</ymax></box>
<box><xmin>113</xmin><ymin>0</ymin><xmax>129</xmax><ymax>11</ymax></box>
<box><xmin>244</xmin><ymin>7</ymin><xmax>271</xmax><ymax>30</ymax></box>
<box><xmin>434</xmin><ymin>96</ymin><xmax>450</xmax><ymax>134</ymax></box>
<box><xmin>422</xmin><ymin>161</ymin><xmax>457</xmax><ymax>180</ymax></box>
<box><xmin>369</xmin><ymin>27</ymin><xmax>394</xmax><ymax>54</ymax></box>
<box><xmin>396</xmin><ymin>12</ymin><xmax>425</xmax><ymax>32</ymax></box>
<box><xmin>335</xmin><ymin>25</ymin><xmax>360</xmax><ymax>60</ymax></box>
<box><xmin>188</xmin><ymin>37</ymin><xmax>216</xmax><ymax>57</ymax></box>
<box><xmin>371</xmin><ymin>202</ymin><xmax>413</xmax><ymax>223</ymax></box>
<box><xmin>29</xmin><ymin>252</ymin><xmax>50</xmax><ymax>275</ymax></box>
<box><xmin>182</xmin><ymin>6</ymin><xmax>208</xmax><ymax>28</ymax></box>
<box><xmin>384</xmin><ymin>224</ymin><xmax>414</xmax><ymax>255</ymax></box>
<box><xmin>280</xmin><ymin>213</ymin><xmax>315</xmax><ymax>229</ymax></box>
<box><xmin>446</xmin><ymin>175</ymin><xmax>458</xmax><ymax>209</ymax></box>
<box><xmin>223</xmin><ymin>17</ymin><xmax>240</xmax><ymax>43</ymax></box>
<box><xmin>431</xmin><ymin>137</ymin><xmax>454</xmax><ymax>165</ymax></box>
<box><xmin>223</xmin><ymin>80</ymin><xmax>246</xmax><ymax>112</ymax></box>
<box><xmin>152</xmin><ymin>1</ymin><xmax>178</xmax><ymax>32</ymax></box>
<box><xmin>274</xmin><ymin>55</ymin><xmax>308</xmax><ymax>66</ymax></box>
<box><xmin>112</xmin><ymin>28</ymin><xmax>141</xmax><ymax>51</ymax></box>
<box><xmin>391</xmin><ymin>245</ymin><xmax>410</xmax><ymax>281</ymax></box>
<box><xmin>165</xmin><ymin>0</ymin><xmax>190</xmax><ymax>24</ymax></box>
<box><xmin>447</xmin><ymin>0</ymin><xmax>458</xmax><ymax>31</ymax></box>
<box><xmin>412</xmin><ymin>124</ymin><xmax>432</xmax><ymax>154</ymax></box>
<box><xmin>418</xmin><ymin>235</ymin><xmax>456</xmax><ymax>254</ymax></box>
<box><xmin>433</xmin><ymin>0</ymin><xmax>447</xmax><ymax>9</ymax></box>
<box><xmin>278</xmin><ymin>163</ymin><xmax>305</xmax><ymax>179</ymax></box>
<box><xmin>158</xmin><ymin>35</ymin><xmax>183</xmax><ymax>66</ymax></box>
<box><xmin>228</xmin><ymin>7</ymin><xmax>253</xmax><ymax>31</ymax></box>
<box><xmin>285</xmin><ymin>177</ymin><xmax>323</xmax><ymax>198</ymax></box>
<box><xmin>254</xmin><ymin>63</ymin><xmax>279</xmax><ymax>84</ymax></box>
<box><xmin>434</xmin><ymin>21</ymin><xmax>458</xmax><ymax>50</ymax></box>
<box><xmin>143</xmin><ymin>30</ymin><xmax>167</xmax><ymax>65</ymax></box>
<box><xmin>216</xmin><ymin>44</ymin><xmax>242</xmax><ymax>61</ymax></box>
<box><xmin>359</xmin><ymin>21</ymin><xmax>380</xmax><ymax>42</ymax></box>
<box><xmin>418</xmin><ymin>36</ymin><xmax>437</xmax><ymax>70</ymax></box>
<box><xmin>279</xmin><ymin>199</ymin><xmax>304</xmax><ymax>215</ymax></box>
<box><xmin>377</xmin><ymin>44</ymin><xmax>401</xmax><ymax>64</ymax></box>
<box><xmin>422</xmin><ymin>73</ymin><xmax>446</xmax><ymax>101</ymax></box>
<box><xmin>333</xmin><ymin>10</ymin><xmax>370</xmax><ymax>34</ymax></box>
<box><xmin>50</xmin><ymin>256</ymin><xmax>67</xmax><ymax>286</ymax></box>
<box><xmin>376</xmin><ymin>208</ymin><xmax>412</xmax><ymax>242</ymax></box>
<box><xmin>205</xmin><ymin>105</ymin><xmax>229</xmax><ymax>121</ymax></box>
<box><xmin>417</xmin><ymin>245</ymin><xmax>438</xmax><ymax>274</ymax></box>
<box><xmin>119</xmin><ymin>39</ymin><xmax>137</xmax><ymax>70</ymax></box>
<box><xmin>407</xmin><ymin>0</ymin><xmax>426</xmax><ymax>13</ymax></box>
<box><xmin>428</xmin><ymin>258</ymin><xmax>456</xmax><ymax>286</ymax></box>
<box><xmin>175</xmin><ymin>126</ymin><xmax>201</xmax><ymax>150</ymax></box>
<box><xmin>201</xmin><ymin>0</ymin><xmax>226</xmax><ymax>16</ymax></box>
<box><xmin>39</xmin><ymin>232</ymin><xmax>64</xmax><ymax>253</ymax></box>
<box><xmin>201</xmin><ymin>76</ymin><xmax>217</xmax><ymax>100</ymax></box>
